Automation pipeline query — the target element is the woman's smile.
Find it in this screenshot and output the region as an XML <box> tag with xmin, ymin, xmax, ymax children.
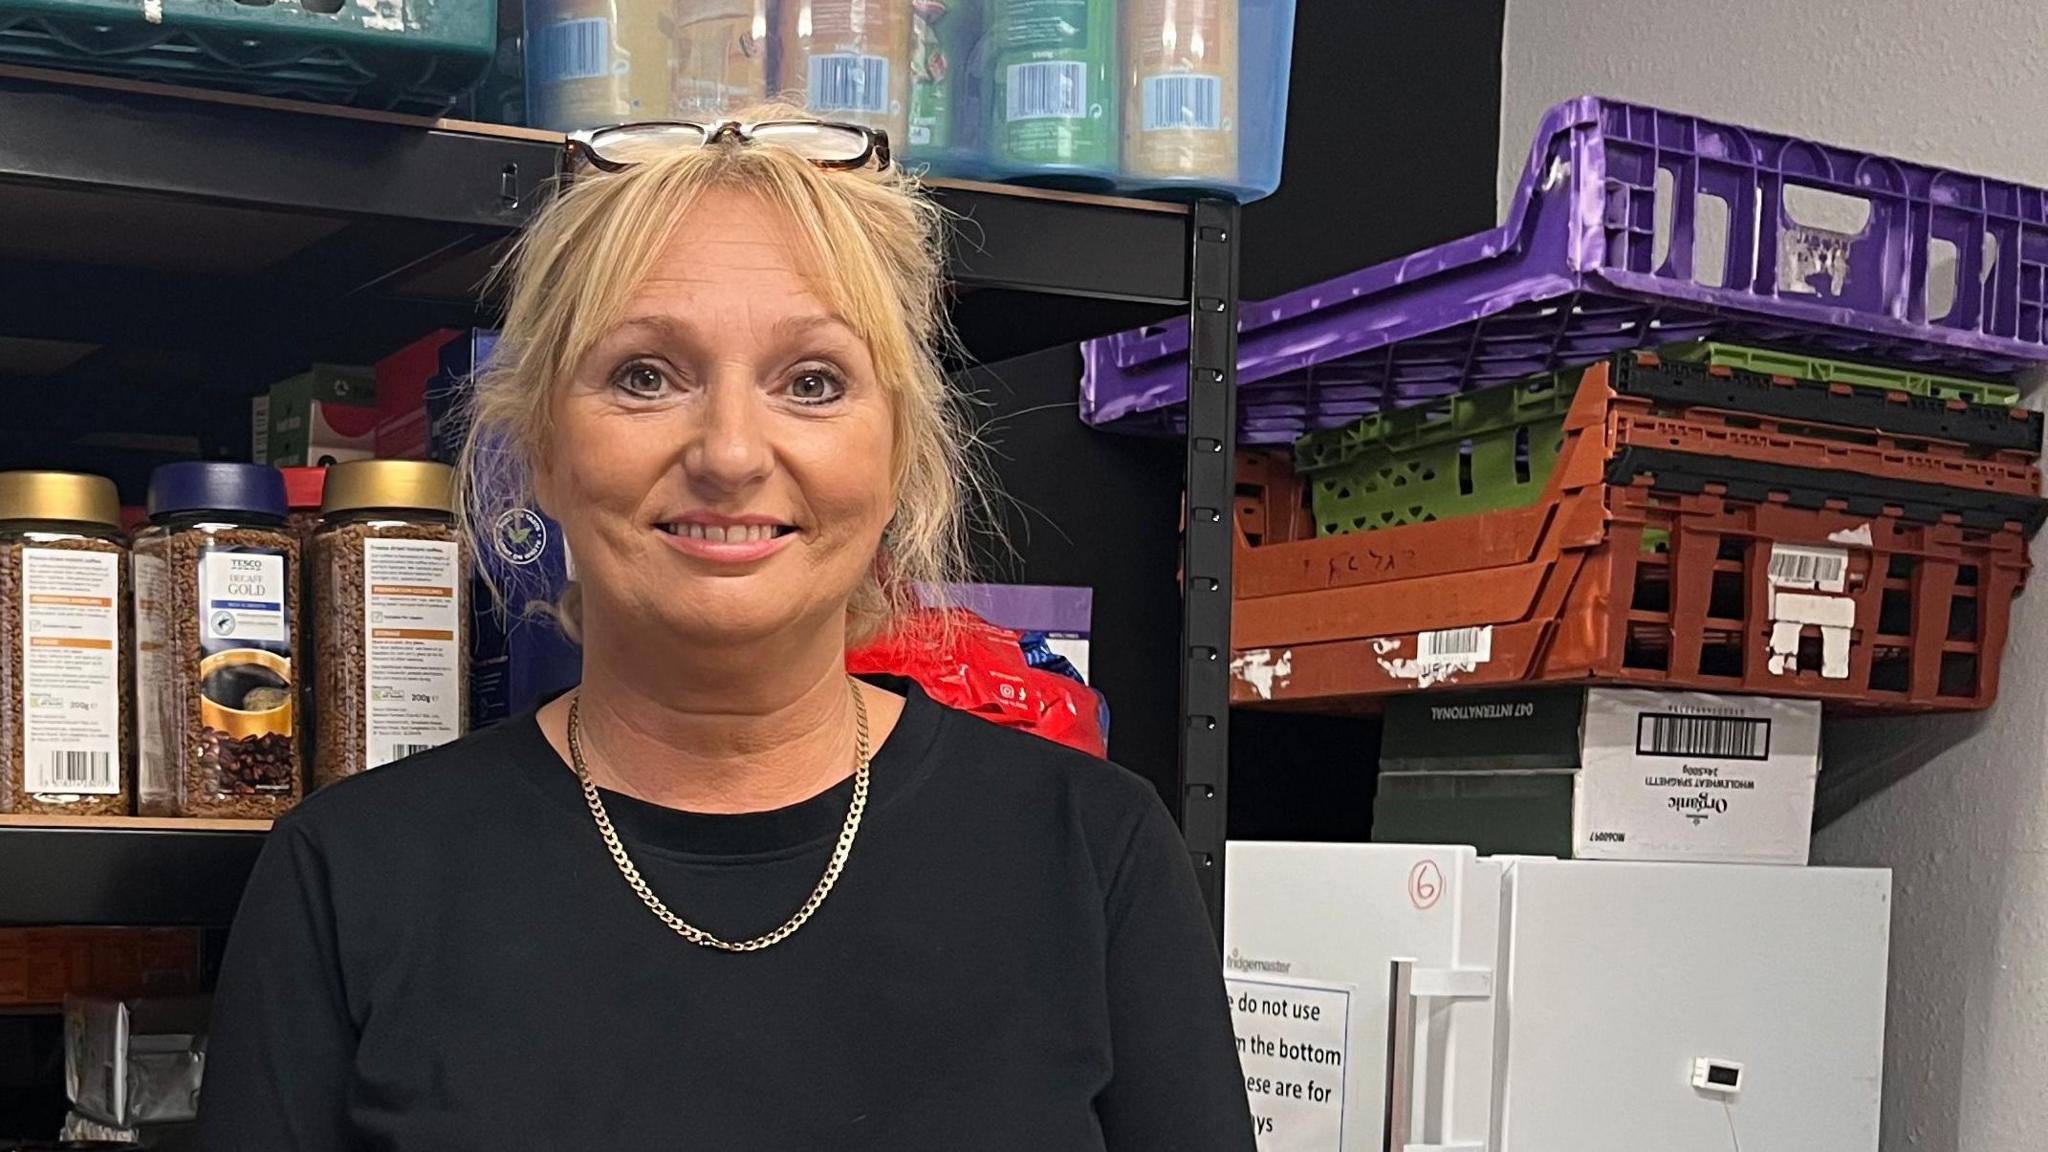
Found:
<box><xmin>654</xmin><ymin>512</ymin><xmax>800</xmax><ymax>564</ymax></box>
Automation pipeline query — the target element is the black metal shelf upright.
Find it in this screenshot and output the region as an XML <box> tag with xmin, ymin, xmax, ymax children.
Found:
<box><xmin>0</xmin><ymin>64</ymin><xmax>1239</xmax><ymax>934</ymax></box>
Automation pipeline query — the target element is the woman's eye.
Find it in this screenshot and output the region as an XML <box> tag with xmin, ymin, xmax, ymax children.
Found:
<box><xmin>789</xmin><ymin>369</ymin><xmax>846</xmax><ymax>405</ymax></box>
<box><xmin>613</xmin><ymin>362</ymin><xmax>668</xmax><ymax>397</ymax></box>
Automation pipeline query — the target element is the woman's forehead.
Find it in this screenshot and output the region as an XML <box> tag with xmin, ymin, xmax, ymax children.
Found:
<box><xmin>604</xmin><ymin>188</ymin><xmax>869</xmax><ymax>338</ymax></box>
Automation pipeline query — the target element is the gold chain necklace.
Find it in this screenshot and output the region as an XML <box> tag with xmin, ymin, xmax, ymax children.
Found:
<box><xmin>565</xmin><ymin>677</ymin><xmax>871</xmax><ymax>952</ymax></box>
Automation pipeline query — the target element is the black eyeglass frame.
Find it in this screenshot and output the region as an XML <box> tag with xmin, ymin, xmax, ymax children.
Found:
<box><xmin>564</xmin><ymin>119</ymin><xmax>894</xmax><ymax>175</ymax></box>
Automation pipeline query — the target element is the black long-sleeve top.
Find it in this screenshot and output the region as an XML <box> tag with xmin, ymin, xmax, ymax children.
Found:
<box><xmin>198</xmin><ymin>680</ymin><xmax>1255</xmax><ymax>1151</ymax></box>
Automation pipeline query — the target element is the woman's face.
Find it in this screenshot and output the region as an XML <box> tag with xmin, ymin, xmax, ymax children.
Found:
<box><xmin>535</xmin><ymin>187</ymin><xmax>897</xmax><ymax>649</ymax></box>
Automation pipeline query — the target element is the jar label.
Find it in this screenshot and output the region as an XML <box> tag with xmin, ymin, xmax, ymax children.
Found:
<box><xmin>132</xmin><ymin>550</ymin><xmax>171</xmax><ymax>804</ymax></box>
<box><xmin>201</xmin><ymin>551</ymin><xmax>288</xmax><ymax>645</ymax></box>
<box><xmin>196</xmin><ymin>543</ymin><xmax>295</xmax><ymax>794</ymax></box>
<box><xmin>21</xmin><ymin>548</ymin><xmax>121</xmax><ymax>796</ymax></box>
<box><xmin>362</xmin><ymin>539</ymin><xmax>462</xmax><ymax>769</ymax></box>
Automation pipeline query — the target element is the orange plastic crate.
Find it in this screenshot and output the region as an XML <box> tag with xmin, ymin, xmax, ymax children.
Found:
<box><xmin>1228</xmin><ymin>362</ymin><xmax>2035</xmax><ymax>714</ymax></box>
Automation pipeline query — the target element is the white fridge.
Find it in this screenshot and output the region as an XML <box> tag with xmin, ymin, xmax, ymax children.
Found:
<box><xmin>1224</xmin><ymin>843</ymin><xmax>1890</xmax><ymax>1152</ymax></box>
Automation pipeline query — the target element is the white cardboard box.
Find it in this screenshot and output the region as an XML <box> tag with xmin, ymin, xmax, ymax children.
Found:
<box><xmin>1574</xmin><ymin>688</ymin><xmax>1820</xmax><ymax>865</ymax></box>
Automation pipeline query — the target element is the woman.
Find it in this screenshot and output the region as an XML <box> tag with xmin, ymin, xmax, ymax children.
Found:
<box><xmin>200</xmin><ymin>112</ymin><xmax>1255</xmax><ymax>1150</ymax></box>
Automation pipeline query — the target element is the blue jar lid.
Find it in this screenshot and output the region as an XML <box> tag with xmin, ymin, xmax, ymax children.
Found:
<box><xmin>146</xmin><ymin>462</ymin><xmax>288</xmax><ymax>520</ymax></box>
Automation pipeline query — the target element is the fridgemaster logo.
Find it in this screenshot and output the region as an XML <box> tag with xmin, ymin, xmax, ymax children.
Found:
<box><xmin>494</xmin><ymin>507</ymin><xmax>548</xmax><ymax>566</ymax></box>
<box><xmin>1225</xmin><ymin>948</ymin><xmax>1292</xmax><ymax>974</ymax></box>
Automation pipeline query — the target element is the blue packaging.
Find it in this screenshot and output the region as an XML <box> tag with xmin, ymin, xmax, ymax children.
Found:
<box><xmin>427</xmin><ymin>331</ymin><xmax>583</xmax><ymax>726</ymax></box>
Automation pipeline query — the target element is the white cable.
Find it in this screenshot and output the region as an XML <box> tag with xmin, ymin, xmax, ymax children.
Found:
<box><xmin>1722</xmin><ymin>1100</ymin><xmax>1743</xmax><ymax>1152</ymax></box>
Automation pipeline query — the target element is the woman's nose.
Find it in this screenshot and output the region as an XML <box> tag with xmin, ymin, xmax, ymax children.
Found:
<box><xmin>683</xmin><ymin>375</ymin><xmax>774</xmax><ymax>492</ymax></box>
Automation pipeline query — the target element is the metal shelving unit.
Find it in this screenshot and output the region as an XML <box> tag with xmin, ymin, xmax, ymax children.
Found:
<box><xmin>0</xmin><ymin>65</ymin><xmax>1240</xmax><ymax>934</ymax></box>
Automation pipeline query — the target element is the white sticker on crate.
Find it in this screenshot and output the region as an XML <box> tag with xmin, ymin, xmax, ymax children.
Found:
<box><xmin>1376</xmin><ymin>625</ymin><xmax>1492</xmax><ymax>690</ymax></box>
<box><xmin>1766</xmin><ymin>543</ymin><xmax>1849</xmax><ymax>593</ymax></box>
<box><xmin>1229</xmin><ymin>649</ymin><xmax>1293</xmax><ymax>701</ymax></box>
<box><xmin>1768</xmin><ymin>591</ymin><xmax>1857</xmax><ymax>679</ymax></box>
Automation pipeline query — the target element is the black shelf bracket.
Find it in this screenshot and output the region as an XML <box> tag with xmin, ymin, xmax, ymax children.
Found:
<box><xmin>1179</xmin><ymin>198</ymin><xmax>1240</xmax><ymax>947</ymax></box>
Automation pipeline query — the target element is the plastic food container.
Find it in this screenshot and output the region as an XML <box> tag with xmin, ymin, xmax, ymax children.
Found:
<box><xmin>311</xmin><ymin>461</ymin><xmax>467</xmax><ymax>787</ymax></box>
<box><xmin>523</xmin><ymin>0</ymin><xmax>1296</xmax><ymax>201</ymax></box>
<box><xmin>0</xmin><ymin>472</ymin><xmax>129</xmax><ymax>816</ymax></box>
<box><xmin>133</xmin><ymin>463</ymin><xmax>303</xmax><ymax>820</ymax></box>
<box><xmin>0</xmin><ymin>0</ymin><xmax>499</xmax><ymax>113</ymax></box>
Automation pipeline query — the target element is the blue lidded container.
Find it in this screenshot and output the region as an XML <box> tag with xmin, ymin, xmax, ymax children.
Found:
<box><xmin>134</xmin><ymin>461</ymin><xmax>303</xmax><ymax>820</ymax></box>
<box><xmin>145</xmin><ymin>461</ymin><xmax>289</xmax><ymax>524</ymax></box>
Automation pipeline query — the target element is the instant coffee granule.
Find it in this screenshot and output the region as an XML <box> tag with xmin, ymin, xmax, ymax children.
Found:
<box><xmin>0</xmin><ymin>534</ymin><xmax>131</xmax><ymax>816</ymax></box>
<box><xmin>312</xmin><ymin>460</ymin><xmax>466</xmax><ymax>788</ymax></box>
<box><xmin>135</xmin><ymin>526</ymin><xmax>303</xmax><ymax>819</ymax></box>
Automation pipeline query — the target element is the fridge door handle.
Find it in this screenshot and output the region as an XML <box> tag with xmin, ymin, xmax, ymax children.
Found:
<box><xmin>1385</xmin><ymin>959</ymin><xmax>1493</xmax><ymax>1152</ymax></box>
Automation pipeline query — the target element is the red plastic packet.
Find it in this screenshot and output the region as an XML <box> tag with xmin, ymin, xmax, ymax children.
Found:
<box><xmin>848</xmin><ymin>609</ymin><xmax>1106</xmax><ymax>758</ymax></box>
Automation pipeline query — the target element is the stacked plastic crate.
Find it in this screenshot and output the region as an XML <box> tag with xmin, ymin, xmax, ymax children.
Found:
<box><xmin>1084</xmin><ymin>97</ymin><xmax>2048</xmax><ymax>720</ymax></box>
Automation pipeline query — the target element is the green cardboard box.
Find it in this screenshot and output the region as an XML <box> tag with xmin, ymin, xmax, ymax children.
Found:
<box><xmin>263</xmin><ymin>365</ymin><xmax>377</xmax><ymax>467</ymax></box>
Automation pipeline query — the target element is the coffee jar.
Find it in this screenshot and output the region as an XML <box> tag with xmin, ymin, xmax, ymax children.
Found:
<box><xmin>0</xmin><ymin>472</ymin><xmax>130</xmax><ymax>815</ymax></box>
<box><xmin>312</xmin><ymin>460</ymin><xmax>467</xmax><ymax>787</ymax></box>
<box><xmin>133</xmin><ymin>463</ymin><xmax>303</xmax><ymax>819</ymax></box>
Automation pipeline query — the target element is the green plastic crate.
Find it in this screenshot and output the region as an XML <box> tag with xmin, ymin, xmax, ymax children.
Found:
<box><xmin>0</xmin><ymin>0</ymin><xmax>496</xmax><ymax>113</ymax></box>
<box><xmin>1295</xmin><ymin>375</ymin><xmax>1575</xmax><ymax>537</ymax></box>
<box><xmin>1665</xmin><ymin>341</ymin><xmax>2021</xmax><ymax>407</ymax></box>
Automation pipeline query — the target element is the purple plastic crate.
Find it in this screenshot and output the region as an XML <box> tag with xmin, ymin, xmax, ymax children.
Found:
<box><xmin>1083</xmin><ymin>96</ymin><xmax>2048</xmax><ymax>442</ymax></box>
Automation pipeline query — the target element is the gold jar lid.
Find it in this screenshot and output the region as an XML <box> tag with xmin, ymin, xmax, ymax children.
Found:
<box><xmin>320</xmin><ymin>460</ymin><xmax>456</xmax><ymax>515</ymax></box>
<box><xmin>0</xmin><ymin>471</ymin><xmax>121</xmax><ymax>527</ymax></box>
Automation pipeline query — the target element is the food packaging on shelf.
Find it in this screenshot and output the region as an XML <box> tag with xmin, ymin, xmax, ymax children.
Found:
<box><xmin>0</xmin><ymin>472</ymin><xmax>130</xmax><ymax>816</ymax></box>
<box><xmin>524</xmin><ymin>0</ymin><xmax>1295</xmax><ymax>201</ymax></box>
<box><xmin>311</xmin><ymin>461</ymin><xmax>467</xmax><ymax>786</ymax></box>
<box><xmin>778</xmin><ymin>0</ymin><xmax>909</xmax><ymax>146</ymax></box>
<box><xmin>262</xmin><ymin>365</ymin><xmax>378</xmax><ymax>468</ymax></box>
<box><xmin>374</xmin><ymin>329</ymin><xmax>461</xmax><ymax>461</ymax></box>
<box><xmin>427</xmin><ymin>331</ymin><xmax>583</xmax><ymax>727</ymax></box>
<box><xmin>133</xmin><ymin>463</ymin><xmax>303</xmax><ymax>820</ymax></box>
<box><xmin>1374</xmin><ymin>687</ymin><xmax>1820</xmax><ymax>865</ymax></box>
<box><xmin>848</xmin><ymin>607</ymin><xmax>1105</xmax><ymax>756</ymax></box>
<box><xmin>63</xmin><ymin>995</ymin><xmax>209</xmax><ymax>1128</ymax></box>
<box><xmin>527</xmin><ymin>0</ymin><xmax>772</xmax><ymax>127</ymax></box>
<box><xmin>0</xmin><ymin>0</ymin><xmax>497</xmax><ymax>114</ymax></box>
<box><xmin>939</xmin><ymin>582</ymin><xmax>1092</xmax><ymax>680</ymax></box>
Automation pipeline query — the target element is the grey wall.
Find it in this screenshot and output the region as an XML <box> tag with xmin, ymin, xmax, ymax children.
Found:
<box><xmin>1498</xmin><ymin>2</ymin><xmax>2048</xmax><ymax>1148</ymax></box>
<box><xmin>1497</xmin><ymin>0</ymin><xmax>2048</xmax><ymax>221</ymax></box>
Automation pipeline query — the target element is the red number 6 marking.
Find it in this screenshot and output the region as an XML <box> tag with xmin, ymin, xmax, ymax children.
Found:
<box><xmin>1408</xmin><ymin>859</ymin><xmax>1443</xmax><ymax>910</ymax></box>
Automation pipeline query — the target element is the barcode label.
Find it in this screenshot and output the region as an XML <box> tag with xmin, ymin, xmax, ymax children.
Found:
<box><xmin>534</xmin><ymin>18</ymin><xmax>610</xmax><ymax>84</ymax></box>
<box><xmin>31</xmin><ymin>751</ymin><xmax>115</xmax><ymax>794</ymax></box>
<box><xmin>807</xmin><ymin>53</ymin><xmax>890</xmax><ymax>114</ymax></box>
<box><xmin>1417</xmin><ymin>626</ymin><xmax>1491</xmax><ymax>664</ymax></box>
<box><xmin>1005</xmin><ymin>61</ymin><xmax>1087</xmax><ymax>121</ymax></box>
<box><xmin>1636</xmin><ymin>714</ymin><xmax>1771</xmax><ymax>761</ymax></box>
<box><xmin>388</xmin><ymin>743</ymin><xmax>438</xmax><ymax>763</ymax></box>
<box><xmin>1141</xmin><ymin>74</ymin><xmax>1222</xmax><ymax>131</ymax></box>
<box><xmin>1766</xmin><ymin>544</ymin><xmax>1847</xmax><ymax>593</ymax></box>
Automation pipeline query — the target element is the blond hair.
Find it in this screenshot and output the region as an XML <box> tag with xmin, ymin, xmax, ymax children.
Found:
<box><xmin>457</xmin><ymin>106</ymin><xmax>974</xmax><ymax>645</ymax></box>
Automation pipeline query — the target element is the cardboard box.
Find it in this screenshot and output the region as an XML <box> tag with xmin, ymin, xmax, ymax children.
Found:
<box><xmin>373</xmin><ymin>329</ymin><xmax>459</xmax><ymax>460</ymax></box>
<box><xmin>64</xmin><ymin>995</ymin><xmax>210</xmax><ymax>1127</ymax></box>
<box><xmin>264</xmin><ymin>364</ymin><xmax>377</xmax><ymax>467</ymax></box>
<box><xmin>1374</xmin><ymin>687</ymin><xmax>1820</xmax><ymax>865</ymax></box>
